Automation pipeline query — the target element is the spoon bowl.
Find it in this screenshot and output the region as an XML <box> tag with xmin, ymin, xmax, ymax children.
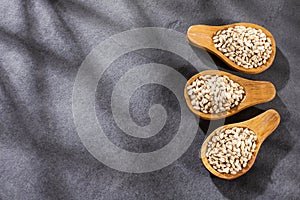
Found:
<box><xmin>187</xmin><ymin>23</ymin><xmax>276</xmax><ymax>74</ymax></box>
<box><xmin>184</xmin><ymin>70</ymin><xmax>276</xmax><ymax>120</ymax></box>
<box><xmin>200</xmin><ymin>109</ymin><xmax>281</xmax><ymax>180</ymax></box>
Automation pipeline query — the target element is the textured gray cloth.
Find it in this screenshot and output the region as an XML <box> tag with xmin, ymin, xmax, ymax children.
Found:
<box><xmin>1</xmin><ymin>0</ymin><xmax>300</xmax><ymax>199</ymax></box>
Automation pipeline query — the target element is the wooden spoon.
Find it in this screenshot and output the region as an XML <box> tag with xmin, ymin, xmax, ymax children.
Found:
<box><xmin>187</xmin><ymin>23</ymin><xmax>276</xmax><ymax>74</ymax></box>
<box><xmin>200</xmin><ymin>109</ymin><xmax>280</xmax><ymax>180</ymax></box>
<box><xmin>184</xmin><ymin>70</ymin><xmax>276</xmax><ymax>120</ymax></box>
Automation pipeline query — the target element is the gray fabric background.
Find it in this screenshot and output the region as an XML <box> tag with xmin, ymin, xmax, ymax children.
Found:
<box><xmin>1</xmin><ymin>0</ymin><xmax>300</xmax><ymax>199</ymax></box>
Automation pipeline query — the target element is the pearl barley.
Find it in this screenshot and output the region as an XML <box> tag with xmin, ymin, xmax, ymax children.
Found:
<box><xmin>213</xmin><ymin>26</ymin><xmax>272</xmax><ymax>69</ymax></box>
<box><xmin>187</xmin><ymin>74</ymin><xmax>245</xmax><ymax>114</ymax></box>
<box><xmin>206</xmin><ymin>127</ymin><xmax>257</xmax><ymax>174</ymax></box>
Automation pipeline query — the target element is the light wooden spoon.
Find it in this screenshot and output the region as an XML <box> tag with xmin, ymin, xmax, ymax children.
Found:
<box><xmin>184</xmin><ymin>70</ymin><xmax>276</xmax><ymax>120</ymax></box>
<box><xmin>187</xmin><ymin>23</ymin><xmax>276</xmax><ymax>74</ymax></box>
<box><xmin>200</xmin><ymin>109</ymin><xmax>280</xmax><ymax>180</ymax></box>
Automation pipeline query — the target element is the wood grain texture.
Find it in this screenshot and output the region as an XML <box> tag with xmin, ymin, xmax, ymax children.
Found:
<box><xmin>187</xmin><ymin>23</ymin><xmax>276</xmax><ymax>74</ymax></box>
<box><xmin>200</xmin><ymin>109</ymin><xmax>281</xmax><ymax>180</ymax></box>
<box><xmin>184</xmin><ymin>70</ymin><xmax>276</xmax><ymax>120</ymax></box>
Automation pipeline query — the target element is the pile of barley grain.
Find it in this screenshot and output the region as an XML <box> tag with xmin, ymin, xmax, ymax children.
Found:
<box><xmin>187</xmin><ymin>74</ymin><xmax>245</xmax><ymax>114</ymax></box>
<box><xmin>206</xmin><ymin>127</ymin><xmax>257</xmax><ymax>175</ymax></box>
<box><xmin>213</xmin><ymin>26</ymin><xmax>272</xmax><ymax>69</ymax></box>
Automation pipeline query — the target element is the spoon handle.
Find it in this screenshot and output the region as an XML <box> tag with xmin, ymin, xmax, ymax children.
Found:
<box><xmin>245</xmin><ymin>109</ymin><xmax>281</xmax><ymax>142</ymax></box>
<box><xmin>187</xmin><ymin>25</ymin><xmax>219</xmax><ymax>49</ymax></box>
<box><xmin>244</xmin><ymin>81</ymin><xmax>276</xmax><ymax>105</ymax></box>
